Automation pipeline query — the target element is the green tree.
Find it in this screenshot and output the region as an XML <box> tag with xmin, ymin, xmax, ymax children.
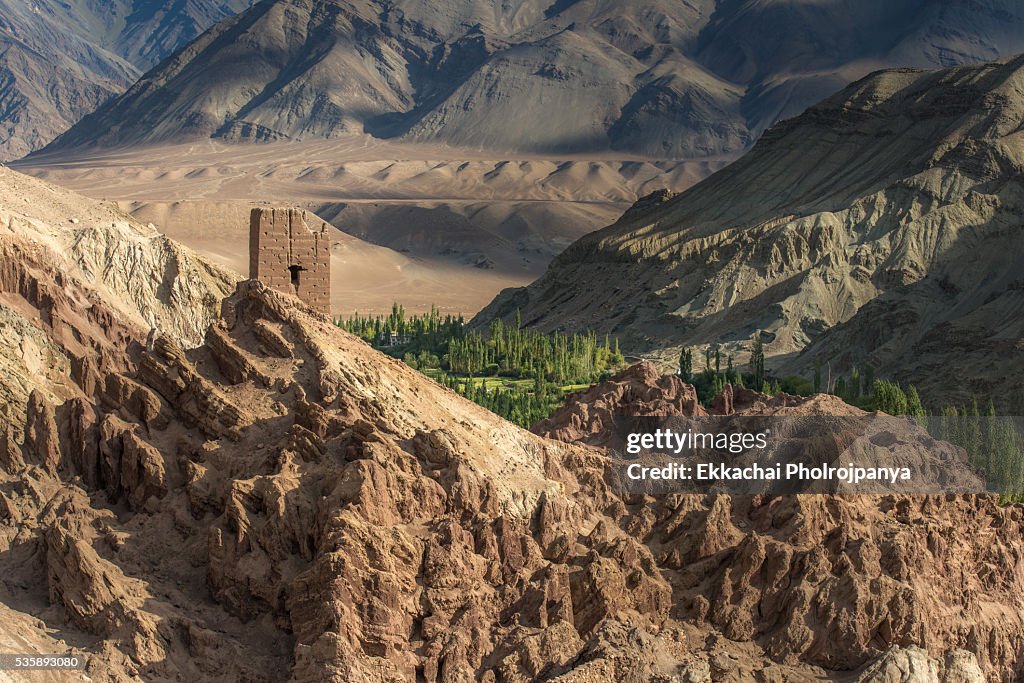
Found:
<box><xmin>749</xmin><ymin>332</ymin><xmax>765</xmax><ymax>389</ymax></box>
<box><xmin>906</xmin><ymin>385</ymin><xmax>926</xmax><ymax>418</ymax></box>
<box><xmin>834</xmin><ymin>376</ymin><xmax>847</xmax><ymax>400</ymax></box>
<box><xmin>337</xmin><ymin>301</ymin><xmax>626</xmax><ymax>426</ymax></box>
<box><xmin>679</xmin><ymin>348</ymin><xmax>693</xmax><ymax>382</ymax></box>
<box><xmin>873</xmin><ymin>379</ymin><xmax>908</xmax><ymax>415</ymax></box>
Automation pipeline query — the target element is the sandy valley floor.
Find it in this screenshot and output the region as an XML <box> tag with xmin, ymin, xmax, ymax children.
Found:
<box><xmin>15</xmin><ymin>138</ymin><xmax>732</xmax><ymax>315</ymax></box>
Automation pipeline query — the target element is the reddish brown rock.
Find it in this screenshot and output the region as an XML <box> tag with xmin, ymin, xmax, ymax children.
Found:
<box><xmin>4</xmin><ymin>284</ymin><xmax>1023</xmax><ymax>682</ymax></box>
<box><xmin>139</xmin><ymin>336</ymin><xmax>251</xmax><ymax>440</ymax></box>
<box><xmin>533</xmin><ymin>362</ymin><xmax>704</xmax><ymax>446</ymax></box>
<box><xmin>97</xmin><ymin>415</ymin><xmax>167</xmax><ymax>510</ymax></box>
<box><xmin>711</xmin><ymin>382</ymin><xmax>734</xmax><ymax>415</ymax></box>
<box><xmin>46</xmin><ymin>525</ymin><xmax>139</xmax><ymax>637</ymax></box>
<box><xmin>0</xmin><ymin>421</ymin><xmax>26</xmax><ymax>473</ymax></box>
<box><xmin>67</xmin><ymin>397</ymin><xmax>99</xmax><ymax>486</ymax></box>
<box><xmin>102</xmin><ymin>372</ymin><xmax>168</xmax><ymax>430</ymax></box>
<box><xmin>252</xmin><ymin>319</ymin><xmax>293</xmax><ymax>358</ymax></box>
<box><xmin>206</xmin><ymin>324</ymin><xmax>272</xmax><ymax>386</ymax></box>
<box><xmin>24</xmin><ymin>389</ymin><xmax>60</xmax><ymax>474</ymax></box>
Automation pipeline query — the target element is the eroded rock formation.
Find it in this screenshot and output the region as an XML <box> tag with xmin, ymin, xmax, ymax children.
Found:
<box><xmin>0</xmin><ymin>273</ymin><xmax>1022</xmax><ymax>681</ymax></box>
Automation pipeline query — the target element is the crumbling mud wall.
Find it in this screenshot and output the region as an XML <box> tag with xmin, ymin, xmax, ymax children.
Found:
<box><xmin>249</xmin><ymin>208</ymin><xmax>330</xmax><ymax>315</ymax></box>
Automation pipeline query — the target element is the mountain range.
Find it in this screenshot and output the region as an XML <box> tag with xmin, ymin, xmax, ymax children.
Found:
<box><xmin>0</xmin><ymin>0</ymin><xmax>255</xmax><ymax>159</ymax></box>
<box><xmin>474</xmin><ymin>54</ymin><xmax>1024</xmax><ymax>410</ymax></box>
<box><xmin>40</xmin><ymin>0</ymin><xmax>1024</xmax><ymax>157</ymax></box>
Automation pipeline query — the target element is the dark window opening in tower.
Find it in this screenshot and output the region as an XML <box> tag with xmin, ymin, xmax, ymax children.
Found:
<box><xmin>289</xmin><ymin>264</ymin><xmax>304</xmax><ymax>287</ymax></box>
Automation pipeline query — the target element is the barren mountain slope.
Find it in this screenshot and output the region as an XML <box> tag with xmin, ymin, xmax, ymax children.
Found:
<box><xmin>40</xmin><ymin>0</ymin><xmax>1024</xmax><ymax>157</ymax></box>
<box><xmin>0</xmin><ymin>166</ymin><xmax>236</xmax><ymax>430</ymax></box>
<box><xmin>476</xmin><ymin>55</ymin><xmax>1024</xmax><ymax>410</ymax></box>
<box><xmin>0</xmin><ymin>0</ymin><xmax>257</xmax><ymax>159</ymax></box>
<box><xmin>1</xmin><ymin>0</ymin><xmax>258</xmax><ymax>70</ymax></box>
<box><xmin>0</xmin><ymin>2</ymin><xmax>138</xmax><ymax>160</ymax></box>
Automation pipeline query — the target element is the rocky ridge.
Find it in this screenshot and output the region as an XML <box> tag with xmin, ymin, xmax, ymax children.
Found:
<box><xmin>534</xmin><ymin>364</ymin><xmax>1023</xmax><ymax>680</ymax></box>
<box><xmin>0</xmin><ymin>249</ymin><xmax>1021</xmax><ymax>681</ymax></box>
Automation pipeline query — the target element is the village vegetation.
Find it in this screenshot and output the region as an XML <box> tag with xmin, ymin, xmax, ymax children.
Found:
<box><xmin>337</xmin><ymin>304</ymin><xmax>625</xmax><ymax>427</ymax></box>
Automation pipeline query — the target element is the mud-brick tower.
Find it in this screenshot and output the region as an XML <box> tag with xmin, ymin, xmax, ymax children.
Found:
<box><xmin>249</xmin><ymin>208</ymin><xmax>331</xmax><ymax>315</ymax></box>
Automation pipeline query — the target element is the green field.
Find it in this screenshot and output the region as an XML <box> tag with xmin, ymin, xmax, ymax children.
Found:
<box><xmin>423</xmin><ymin>370</ymin><xmax>592</xmax><ymax>395</ymax></box>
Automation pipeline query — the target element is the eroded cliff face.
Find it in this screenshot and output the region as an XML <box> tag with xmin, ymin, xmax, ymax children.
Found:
<box><xmin>1</xmin><ymin>279</ymin><xmax>606</xmax><ymax>681</ymax></box>
<box><xmin>475</xmin><ymin>55</ymin><xmax>1024</xmax><ymax>410</ymax></box>
<box><xmin>0</xmin><ymin>260</ymin><xmax>1021</xmax><ymax>681</ymax></box>
<box><xmin>0</xmin><ymin>167</ymin><xmax>236</xmax><ymax>345</ymax></box>
<box><xmin>0</xmin><ymin>167</ymin><xmax>236</xmax><ymax>430</ymax></box>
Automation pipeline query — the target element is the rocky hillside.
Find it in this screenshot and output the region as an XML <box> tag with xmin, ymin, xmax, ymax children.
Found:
<box><xmin>0</xmin><ymin>0</ymin><xmax>256</xmax><ymax>159</ymax></box>
<box><xmin>476</xmin><ymin>55</ymin><xmax>1024</xmax><ymax>410</ymax></box>
<box><xmin>1</xmin><ymin>272</ymin><xmax>1022</xmax><ymax>683</ymax></box>
<box><xmin>40</xmin><ymin>0</ymin><xmax>1024</xmax><ymax>156</ymax></box>
<box><xmin>0</xmin><ymin>166</ymin><xmax>236</xmax><ymax>430</ymax></box>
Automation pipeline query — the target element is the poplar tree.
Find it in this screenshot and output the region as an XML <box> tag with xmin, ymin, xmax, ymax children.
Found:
<box><xmin>749</xmin><ymin>332</ymin><xmax>765</xmax><ymax>389</ymax></box>
<box><xmin>906</xmin><ymin>385</ymin><xmax>925</xmax><ymax>418</ymax></box>
<box><xmin>679</xmin><ymin>349</ymin><xmax>693</xmax><ymax>381</ymax></box>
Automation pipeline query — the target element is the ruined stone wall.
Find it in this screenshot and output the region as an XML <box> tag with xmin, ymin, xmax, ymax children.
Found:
<box><xmin>249</xmin><ymin>208</ymin><xmax>331</xmax><ymax>315</ymax></box>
